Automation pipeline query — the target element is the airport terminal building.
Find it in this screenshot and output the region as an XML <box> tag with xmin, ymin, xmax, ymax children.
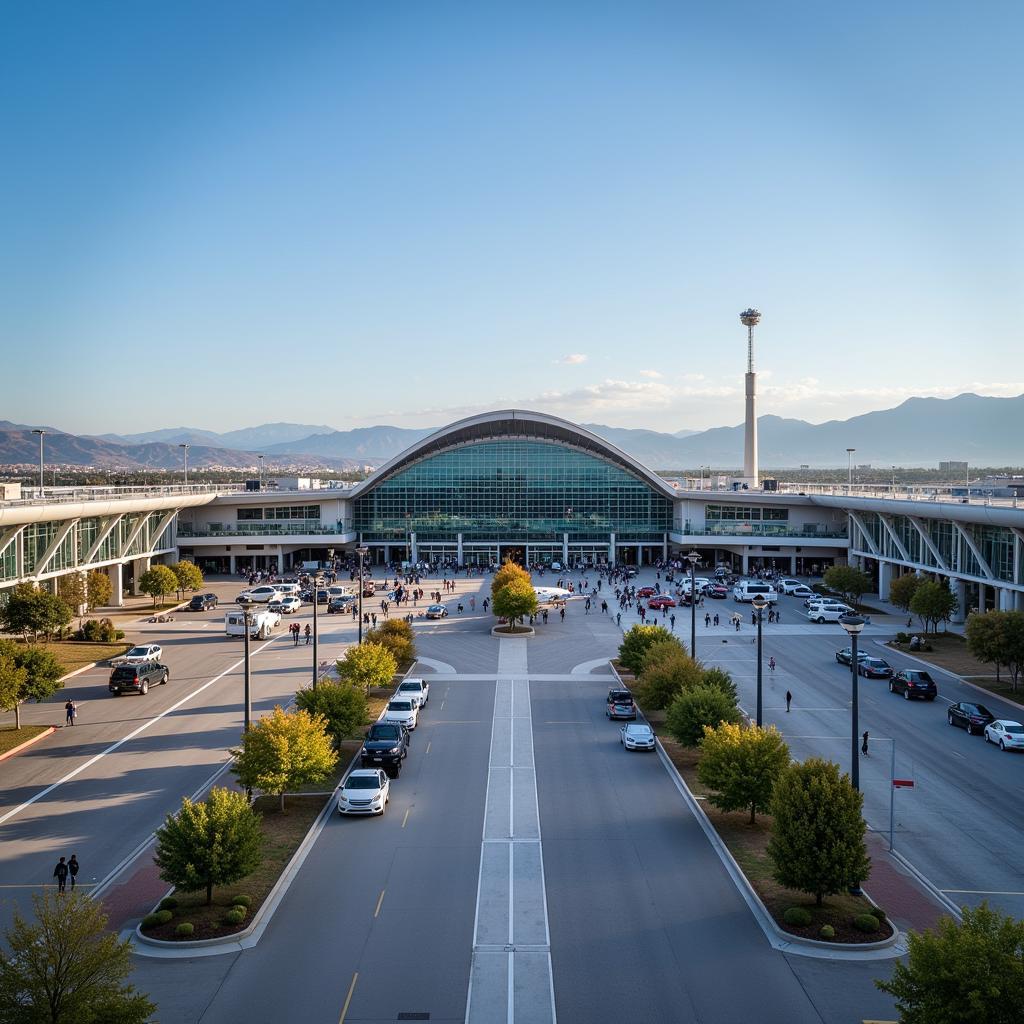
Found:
<box><xmin>2</xmin><ymin>410</ymin><xmax>1023</xmax><ymax>617</ymax></box>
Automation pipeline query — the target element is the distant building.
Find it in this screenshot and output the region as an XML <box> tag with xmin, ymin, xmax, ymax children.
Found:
<box><xmin>939</xmin><ymin>461</ymin><xmax>969</xmax><ymax>473</ymax></box>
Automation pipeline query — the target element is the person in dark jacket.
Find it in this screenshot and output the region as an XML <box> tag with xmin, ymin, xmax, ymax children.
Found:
<box><xmin>68</xmin><ymin>854</ymin><xmax>80</xmax><ymax>890</ymax></box>
<box><xmin>53</xmin><ymin>857</ymin><xmax>68</xmax><ymax>894</ymax></box>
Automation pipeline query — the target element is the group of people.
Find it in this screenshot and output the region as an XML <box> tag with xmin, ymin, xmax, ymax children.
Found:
<box><xmin>52</xmin><ymin>854</ymin><xmax>80</xmax><ymax>893</ymax></box>
<box><xmin>289</xmin><ymin>622</ymin><xmax>312</xmax><ymax>645</ymax></box>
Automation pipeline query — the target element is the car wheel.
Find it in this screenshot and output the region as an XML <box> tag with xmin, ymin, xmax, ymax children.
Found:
<box><xmin>140</xmin><ymin>680</ymin><xmax>149</xmax><ymax>695</ymax></box>
<box><xmin>161</xmin><ymin>672</ymin><xmax>168</xmax><ymax>685</ymax></box>
<box><xmin>926</xmin><ymin>695</ymin><xmax>935</xmax><ymax>701</ymax></box>
<box><xmin>889</xmin><ymin>681</ymin><xmax>895</xmax><ymax>693</ymax></box>
<box><xmin>1000</xmin><ymin>740</ymin><xmax>1005</xmax><ymax>751</ymax></box>
<box><xmin>816</xmin><ymin>616</ymin><xmax>825</xmax><ymax>624</ymax></box>
<box><xmin>903</xmin><ymin>689</ymin><xmax>911</xmax><ymax>700</ymax></box>
<box><xmin>966</xmin><ymin>723</ymin><xmax>974</xmax><ymax>735</ymax></box>
<box><xmin>948</xmin><ymin>713</ymin><xmax>954</xmax><ymax>726</ymax></box>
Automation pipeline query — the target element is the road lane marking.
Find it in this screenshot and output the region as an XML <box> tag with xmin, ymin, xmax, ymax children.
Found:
<box><xmin>440</xmin><ymin>700</ymin><xmax>445</xmax><ymax>710</ymax></box>
<box><xmin>426</xmin><ymin>741</ymin><xmax>431</xmax><ymax>754</ymax></box>
<box><xmin>374</xmin><ymin>889</ymin><xmax>386</xmax><ymax>917</ymax></box>
<box><xmin>942</xmin><ymin>888</ymin><xmax>1024</xmax><ymax>895</ymax></box>
<box><xmin>0</xmin><ymin>633</ymin><xmax>285</xmax><ymax>828</ymax></box>
<box><xmin>402</xmin><ymin>807</ymin><xmax>411</xmax><ymax>828</ymax></box>
<box><xmin>339</xmin><ymin>972</ymin><xmax>358</xmax><ymax>1023</ymax></box>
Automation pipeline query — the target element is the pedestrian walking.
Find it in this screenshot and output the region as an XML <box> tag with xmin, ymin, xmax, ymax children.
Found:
<box><xmin>785</xmin><ymin>690</ymin><xmax>792</xmax><ymax>713</ymax></box>
<box><xmin>713</xmin><ymin>613</ymin><xmax>719</xmax><ymax>627</ymax></box>
<box><xmin>559</xmin><ymin>607</ymin><xmax>565</xmax><ymax>622</ymax></box>
<box><xmin>734</xmin><ymin>617</ymin><xmax>740</xmax><ymax>632</ymax></box>
<box><xmin>616</xmin><ymin>611</ymin><xmax>621</xmax><ymax>627</ymax></box>
<box><xmin>64</xmin><ymin>700</ymin><xmax>76</xmax><ymax>726</ymax></box>
<box><xmin>670</xmin><ymin>614</ymin><xmax>676</xmax><ymax>631</ymax></box>
<box><xmin>862</xmin><ymin>731</ymin><xmax>869</xmax><ymax>756</ymax></box>
<box><xmin>457</xmin><ymin>603</ymin><xmax>464</xmax><ymax>614</ymax></box>
<box><xmin>769</xmin><ymin>657</ymin><xmax>776</xmax><ymax>672</ymax></box>
<box><xmin>53</xmin><ymin>856</ymin><xmax>68</xmax><ymax>894</ymax></box>
<box><xmin>704</xmin><ymin>612</ymin><xmax>711</xmax><ymax>628</ymax></box>
<box><xmin>304</xmin><ymin>624</ymin><xmax>312</xmax><ymax>645</ymax></box>
<box><xmin>543</xmin><ymin>609</ymin><xmax>549</xmax><ymax>624</ymax></box>
<box><xmin>68</xmin><ymin>854</ymin><xmax>80</xmax><ymax>890</ymax></box>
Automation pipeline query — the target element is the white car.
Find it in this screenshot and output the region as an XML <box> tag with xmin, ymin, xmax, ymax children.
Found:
<box><xmin>790</xmin><ymin>585</ymin><xmax>815</xmax><ymax>599</ymax></box>
<box><xmin>396</xmin><ymin>678</ymin><xmax>429</xmax><ymax>708</ymax></box>
<box><xmin>337</xmin><ymin>768</ymin><xmax>390</xmax><ymax>815</ymax></box>
<box><xmin>425</xmin><ymin>604</ymin><xmax>448</xmax><ymax>619</ymax></box>
<box><xmin>621</xmin><ymin>723</ymin><xmax>656</xmax><ymax>750</ymax></box>
<box><xmin>383</xmin><ymin>698</ymin><xmax>419</xmax><ymax>731</ymax></box>
<box><xmin>269</xmin><ymin>596</ymin><xmax>301</xmax><ymax>614</ymax></box>
<box><xmin>550</xmin><ymin>562</ymin><xmax>563</xmax><ymax>571</ymax></box>
<box><xmin>984</xmin><ymin>720</ymin><xmax>1024</xmax><ymax>751</ymax></box>
<box><xmin>777</xmin><ymin>579</ymin><xmax>804</xmax><ymax>594</ymax></box>
<box><xmin>110</xmin><ymin>644</ymin><xmax>163</xmax><ymax>666</ymax></box>
<box><xmin>807</xmin><ymin>606</ymin><xmax>848</xmax><ymax>624</ymax></box>
<box><xmin>237</xmin><ymin>586</ymin><xmax>282</xmax><ymax>603</ymax></box>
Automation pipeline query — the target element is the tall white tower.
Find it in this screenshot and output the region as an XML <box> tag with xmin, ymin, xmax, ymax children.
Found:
<box><xmin>740</xmin><ymin>308</ymin><xmax>761</xmax><ymax>486</ymax></box>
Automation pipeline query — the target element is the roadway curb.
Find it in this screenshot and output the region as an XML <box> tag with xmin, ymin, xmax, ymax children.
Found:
<box><xmin>652</xmin><ymin>737</ymin><xmax>904</xmax><ymax>960</ymax></box>
<box><xmin>887</xmin><ymin>848</ymin><xmax>964</xmax><ymax>923</ymax></box>
<box><xmin>0</xmin><ymin>726</ymin><xmax>56</xmax><ymax>762</ymax></box>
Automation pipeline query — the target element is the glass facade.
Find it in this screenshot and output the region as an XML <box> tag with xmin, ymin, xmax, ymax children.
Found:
<box><xmin>354</xmin><ymin>440</ymin><xmax>673</xmax><ymax>543</ymax></box>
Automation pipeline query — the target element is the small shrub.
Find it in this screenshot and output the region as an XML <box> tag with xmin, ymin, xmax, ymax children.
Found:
<box><xmin>141</xmin><ymin>913</ymin><xmax>164</xmax><ymax>930</ymax></box>
<box><xmin>853</xmin><ymin>913</ymin><xmax>880</xmax><ymax>933</ymax></box>
<box><xmin>870</xmin><ymin>906</ymin><xmax>887</xmax><ymax>923</ymax></box>
<box><xmin>231</xmin><ymin>894</ymin><xmax>251</xmax><ymax>908</ymax></box>
<box><xmin>115</xmin><ymin>629</ymin><xmax>125</xmax><ymax>639</ymax></box>
<box><xmin>175</xmin><ymin>922</ymin><xmax>194</xmax><ymax>938</ymax></box>
<box><xmin>153</xmin><ymin>909</ymin><xmax>173</xmax><ymax>925</ymax></box>
<box><xmin>894</xmin><ymin>631</ymin><xmax>909</xmax><ymax>645</ymax></box>
<box><xmin>224</xmin><ymin>908</ymin><xmax>246</xmax><ymax>926</ymax></box>
<box><xmin>819</xmin><ymin>924</ymin><xmax>836</xmax><ymax>940</ymax></box>
<box><xmin>158</xmin><ymin>896</ymin><xmax>178</xmax><ymax>910</ymax></box>
<box><xmin>783</xmin><ymin>907</ymin><xmax>812</xmax><ymax>927</ymax></box>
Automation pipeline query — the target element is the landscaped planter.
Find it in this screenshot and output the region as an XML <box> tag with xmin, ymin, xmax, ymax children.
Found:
<box><xmin>490</xmin><ymin>625</ymin><xmax>535</xmax><ymax>638</ymax></box>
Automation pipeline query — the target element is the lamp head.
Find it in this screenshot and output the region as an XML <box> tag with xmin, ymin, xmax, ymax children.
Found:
<box><xmin>686</xmin><ymin>550</ymin><xmax>700</xmax><ymax>567</ymax></box>
<box><xmin>739</xmin><ymin>308</ymin><xmax>761</xmax><ymax>328</ymax></box>
<box><xmin>356</xmin><ymin>546</ymin><xmax>369</xmax><ymax>558</ymax></box>
<box><xmin>751</xmin><ymin>595</ymin><xmax>768</xmax><ymax>611</ymax></box>
<box><xmin>839</xmin><ymin>614</ymin><xmax>866</xmax><ymax>635</ymax></box>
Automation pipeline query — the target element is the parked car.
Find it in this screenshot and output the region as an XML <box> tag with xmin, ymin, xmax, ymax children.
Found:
<box><xmin>983</xmin><ymin>720</ymin><xmax>1024</xmax><ymax>751</ymax></box>
<box><xmin>383</xmin><ymin>698</ymin><xmax>419</xmax><ymax>732</ymax></box>
<box><xmin>397</xmin><ymin>678</ymin><xmax>429</xmax><ymax>708</ymax></box>
<box><xmin>326</xmin><ymin>596</ymin><xmax>355</xmax><ymax>614</ymax></box>
<box><xmin>109</xmin><ymin>660</ymin><xmax>168</xmax><ymax>695</ymax></box>
<box><xmin>947</xmin><ymin>700</ymin><xmax>994</xmax><ymax>733</ymax></box>
<box><xmin>790</xmin><ymin>585</ymin><xmax>815</xmax><ymax>599</ymax></box>
<box><xmin>835</xmin><ymin>648</ymin><xmax>870</xmax><ymax>666</ymax></box>
<box><xmin>621</xmin><ymin>723</ymin><xmax>656</xmax><ymax>750</ymax></box>
<box><xmin>236</xmin><ymin>586</ymin><xmax>282</xmax><ymax>603</ymax></box>
<box><xmin>360</xmin><ymin>722</ymin><xmax>409</xmax><ymax>775</ymax></box>
<box><xmin>777</xmin><ymin>579</ymin><xmax>804</xmax><ymax>594</ymax></box>
<box><xmin>110</xmin><ymin>644</ymin><xmax>162</xmax><ymax>666</ymax></box>
<box><xmin>637</xmin><ymin>586</ymin><xmax>657</xmax><ymax>598</ymax></box>
<box><xmin>188</xmin><ymin>593</ymin><xmax>218</xmax><ymax>611</ymax></box>
<box><xmin>858</xmin><ymin>657</ymin><xmax>893</xmax><ymax>678</ymax></box>
<box><xmin>550</xmin><ymin>562</ymin><xmax>563</xmax><ymax>571</ymax></box>
<box><xmin>648</xmin><ymin>595</ymin><xmax>676</xmax><ymax>610</ymax></box>
<box><xmin>270</xmin><ymin>596</ymin><xmax>302</xmax><ymax>614</ymax></box>
<box><xmin>425</xmin><ymin>604</ymin><xmax>448</xmax><ymax>619</ymax></box>
<box><xmin>890</xmin><ymin>669</ymin><xmax>938</xmax><ymax>701</ymax></box>
<box><xmin>606</xmin><ymin>689</ymin><xmax>637</xmax><ymax>720</ymax></box>
<box><xmin>808</xmin><ymin>607</ymin><xmax>846</xmax><ymax>624</ymax></box>
<box><xmin>362</xmin><ymin>582</ymin><xmax>376</xmax><ymax>597</ymax></box>
<box><xmin>705</xmin><ymin>585</ymin><xmax>729</xmax><ymax>599</ymax></box>
<box><xmin>337</xmin><ymin>769</ymin><xmax>390</xmax><ymax>815</ymax></box>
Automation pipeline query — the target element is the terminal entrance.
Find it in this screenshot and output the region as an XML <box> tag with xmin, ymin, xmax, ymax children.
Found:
<box><xmin>498</xmin><ymin>545</ymin><xmax>526</xmax><ymax>567</ymax></box>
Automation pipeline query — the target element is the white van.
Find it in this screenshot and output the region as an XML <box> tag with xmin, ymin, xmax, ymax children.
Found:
<box><xmin>328</xmin><ymin>585</ymin><xmax>352</xmax><ymax>599</ymax></box>
<box><xmin>273</xmin><ymin>583</ymin><xmax>301</xmax><ymax>597</ymax></box>
<box><xmin>732</xmin><ymin>581</ymin><xmax>779</xmax><ymax>604</ymax></box>
<box><xmin>225</xmin><ymin>609</ymin><xmax>278</xmax><ymax>639</ymax></box>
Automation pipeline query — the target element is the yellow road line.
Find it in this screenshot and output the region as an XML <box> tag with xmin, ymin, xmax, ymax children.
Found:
<box><xmin>339</xmin><ymin>972</ymin><xmax>358</xmax><ymax>1023</ymax></box>
<box><xmin>373</xmin><ymin>889</ymin><xmax>385</xmax><ymax>918</ymax></box>
<box><xmin>402</xmin><ymin>807</ymin><xmax>411</xmax><ymax>828</ymax></box>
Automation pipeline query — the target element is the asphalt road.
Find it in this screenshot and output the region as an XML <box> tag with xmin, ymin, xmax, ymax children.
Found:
<box><xmin>702</xmin><ymin>590</ymin><xmax>1024</xmax><ymax>921</ymax></box>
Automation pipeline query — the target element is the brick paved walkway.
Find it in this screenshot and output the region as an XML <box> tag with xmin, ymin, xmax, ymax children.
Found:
<box><xmin>863</xmin><ymin>832</ymin><xmax>953</xmax><ymax>935</ymax></box>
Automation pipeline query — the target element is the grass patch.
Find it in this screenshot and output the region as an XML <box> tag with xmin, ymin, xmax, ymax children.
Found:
<box><xmin>0</xmin><ymin>724</ymin><xmax>51</xmax><ymax>756</ymax></box>
<box><xmin>653</xmin><ymin>728</ymin><xmax>892</xmax><ymax>945</ymax></box>
<box><xmin>139</xmin><ymin>794</ymin><xmax>327</xmax><ymax>942</ymax></box>
<box><xmin>887</xmin><ymin>632</ymin><xmax>1024</xmax><ymax>701</ymax></box>
<box><xmin>18</xmin><ymin>639</ymin><xmax>132</xmax><ymax>675</ymax></box>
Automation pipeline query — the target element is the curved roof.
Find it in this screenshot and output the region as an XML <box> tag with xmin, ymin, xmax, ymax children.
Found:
<box><xmin>349</xmin><ymin>410</ymin><xmax>678</xmax><ymax>500</ymax></box>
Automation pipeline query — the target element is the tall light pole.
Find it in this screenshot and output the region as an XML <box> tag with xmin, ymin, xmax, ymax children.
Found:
<box><xmin>257</xmin><ymin>454</ymin><xmax>265</xmax><ymax>489</ymax></box>
<box><xmin>740</xmin><ymin>308</ymin><xmax>761</xmax><ymax>486</ymax></box>
<box><xmin>32</xmin><ymin>429</ymin><xmax>45</xmax><ymax>494</ymax></box>
<box><xmin>312</xmin><ymin>569</ymin><xmax>322</xmax><ymax>689</ymax></box>
<box><xmin>840</xmin><ymin>614</ymin><xmax>866</xmax><ymax>791</ymax></box>
<box><xmin>686</xmin><ymin>550</ymin><xmax>700</xmax><ymax>659</ymax></box>
<box><xmin>891</xmin><ymin>465</ymin><xmax>897</xmax><ymax>491</ymax></box>
<box><xmin>846</xmin><ymin>448</ymin><xmax>856</xmax><ymax>492</ymax></box>
<box><xmin>752</xmin><ymin>594</ymin><xmax>767</xmax><ymax>726</ymax></box>
<box><xmin>179</xmin><ymin>443</ymin><xmax>191</xmax><ymax>487</ymax></box>
<box><xmin>239</xmin><ymin>597</ymin><xmax>254</xmax><ymax>732</ymax></box>
<box><xmin>356</xmin><ymin>545</ymin><xmax>369</xmax><ymax>644</ymax></box>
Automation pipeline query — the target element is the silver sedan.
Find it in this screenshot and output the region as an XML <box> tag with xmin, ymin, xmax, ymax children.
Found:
<box><xmin>621</xmin><ymin>723</ymin><xmax>656</xmax><ymax>751</ymax></box>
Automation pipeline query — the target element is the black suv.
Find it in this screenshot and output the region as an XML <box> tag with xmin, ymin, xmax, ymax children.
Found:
<box><xmin>360</xmin><ymin>722</ymin><xmax>409</xmax><ymax>776</ymax></box>
<box><xmin>188</xmin><ymin>593</ymin><xmax>218</xmax><ymax>611</ymax></box>
<box><xmin>889</xmin><ymin>669</ymin><xmax>937</xmax><ymax>701</ymax></box>
<box><xmin>109</xmin><ymin>661</ymin><xmax>169</xmax><ymax>696</ymax></box>
<box><xmin>947</xmin><ymin>701</ymin><xmax>995</xmax><ymax>735</ymax></box>
<box><xmin>606</xmin><ymin>689</ymin><xmax>637</xmax><ymax>720</ymax></box>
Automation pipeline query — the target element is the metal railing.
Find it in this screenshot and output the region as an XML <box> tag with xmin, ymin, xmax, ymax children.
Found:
<box><xmin>679</xmin><ymin>524</ymin><xmax>848</xmax><ymax>539</ymax></box>
<box><xmin>177</xmin><ymin>522</ymin><xmax>353</xmax><ymax>538</ymax></box>
<box><xmin>1</xmin><ymin>484</ymin><xmax>242</xmax><ymax>507</ymax></box>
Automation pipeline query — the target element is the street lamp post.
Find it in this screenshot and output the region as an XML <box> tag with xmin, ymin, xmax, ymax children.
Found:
<box><xmin>257</xmin><ymin>454</ymin><xmax>265</xmax><ymax>488</ymax></box>
<box><xmin>32</xmin><ymin>429</ymin><xmax>45</xmax><ymax>494</ymax></box>
<box><xmin>846</xmin><ymin>448</ymin><xmax>856</xmax><ymax>492</ymax></box>
<box><xmin>686</xmin><ymin>550</ymin><xmax>700</xmax><ymax>659</ymax></box>
<box><xmin>356</xmin><ymin>545</ymin><xmax>369</xmax><ymax>644</ymax></box>
<box><xmin>752</xmin><ymin>594</ymin><xmax>767</xmax><ymax>726</ymax></box>
<box><xmin>179</xmin><ymin>443</ymin><xmax>191</xmax><ymax>487</ymax></box>
<box><xmin>239</xmin><ymin>598</ymin><xmax>254</xmax><ymax>732</ymax></box>
<box><xmin>840</xmin><ymin>614</ymin><xmax>866</xmax><ymax>791</ymax></box>
<box><xmin>312</xmin><ymin>570</ymin><xmax>322</xmax><ymax>689</ymax></box>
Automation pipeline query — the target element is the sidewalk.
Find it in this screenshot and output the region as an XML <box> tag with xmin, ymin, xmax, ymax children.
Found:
<box><xmin>864</xmin><ymin>832</ymin><xmax>956</xmax><ymax>935</ymax></box>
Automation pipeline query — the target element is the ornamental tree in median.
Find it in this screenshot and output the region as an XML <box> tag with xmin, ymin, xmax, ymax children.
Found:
<box><xmin>0</xmin><ymin>891</ymin><xmax>155</xmax><ymax>1024</ymax></box>
<box><xmin>664</xmin><ymin>685</ymin><xmax>741</xmax><ymax>746</ymax></box>
<box><xmin>295</xmin><ymin>680</ymin><xmax>368</xmax><ymax>748</ymax></box>
<box><xmin>0</xmin><ymin>584</ymin><xmax>72</xmax><ymax>641</ymax></box>
<box><xmin>910</xmin><ymin>579</ymin><xmax>958</xmax><ymax>634</ymax></box>
<box><xmin>0</xmin><ymin>639</ymin><xmax>65</xmax><ymax>729</ymax></box>
<box><xmin>231</xmin><ymin>706</ymin><xmax>338</xmax><ymax>811</ymax></box>
<box><xmin>875</xmin><ymin>902</ymin><xmax>1024</xmax><ymax>1024</ymax></box>
<box><xmin>698</xmin><ymin>722</ymin><xmax>790</xmax><ymax>823</ymax></box>
<box><xmin>336</xmin><ymin>641</ymin><xmax>397</xmax><ymax>694</ymax></box>
<box><xmin>635</xmin><ymin>649</ymin><xmax>705</xmax><ymax>710</ymax></box>
<box><xmin>491</xmin><ymin>558</ymin><xmax>531</xmax><ymax>603</ymax></box>
<box><xmin>888</xmin><ymin>573</ymin><xmax>922</xmax><ymax>613</ymax></box>
<box><xmin>56</xmin><ymin>573</ymin><xmax>87</xmax><ymax>626</ymax></box>
<box><xmin>492</xmin><ymin>577</ymin><xmax>538</xmax><ymax>629</ymax></box>
<box><xmin>85</xmin><ymin>568</ymin><xmax>113</xmax><ymax>614</ymax></box>
<box><xmin>823</xmin><ymin>565</ymin><xmax>873</xmax><ymax>607</ymax></box>
<box><xmin>618</xmin><ymin>624</ymin><xmax>677</xmax><ymax>675</ymax></box>
<box><xmin>138</xmin><ymin>565</ymin><xmax>178</xmax><ymax>608</ymax></box>
<box><xmin>966</xmin><ymin>610</ymin><xmax>1024</xmax><ymax>691</ymax></box>
<box><xmin>154</xmin><ymin>787</ymin><xmax>262</xmax><ymax>906</ymax></box>
<box><xmin>767</xmin><ymin>757</ymin><xmax>870</xmax><ymax>906</ymax></box>
<box><xmin>170</xmin><ymin>559</ymin><xmax>204</xmax><ymax>598</ymax></box>
<box><xmin>364</xmin><ymin>619</ymin><xmax>417</xmax><ymax>668</ymax></box>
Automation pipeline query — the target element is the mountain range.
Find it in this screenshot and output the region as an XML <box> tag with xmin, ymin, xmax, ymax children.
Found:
<box><xmin>1</xmin><ymin>393</ymin><xmax>1021</xmax><ymax>470</ymax></box>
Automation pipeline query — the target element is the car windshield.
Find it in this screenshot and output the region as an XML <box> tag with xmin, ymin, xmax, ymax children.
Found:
<box><xmin>368</xmin><ymin>725</ymin><xmax>401</xmax><ymax>740</ymax></box>
<box><xmin>399</xmin><ymin>683</ymin><xmax>421</xmax><ymax>692</ymax></box>
<box><xmin>346</xmin><ymin>776</ymin><xmax>382</xmax><ymax>790</ymax></box>
<box><xmin>389</xmin><ymin>701</ymin><xmax>413</xmax><ymax>711</ymax></box>
<box><xmin>973</xmin><ymin>705</ymin><xmax>993</xmax><ymax>716</ymax></box>
<box><xmin>126</xmin><ymin>647</ymin><xmax>148</xmax><ymax>657</ymax></box>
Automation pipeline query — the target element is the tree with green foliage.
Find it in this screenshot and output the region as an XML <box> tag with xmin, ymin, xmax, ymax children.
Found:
<box><xmin>910</xmin><ymin>579</ymin><xmax>959</xmax><ymax>634</ymax></box>
<box><xmin>336</xmin><ymin>641</ymin><xmax>397</xmax><ymax>694</ymax></box>
<box><xmin>701</xmin><ymin>666</ymin><xmax>739</xmax><ymax>704</ymax></box>
<box><xmin>823</xmin><ymin>565</ymin><xmax>873</xmax><ymax>607</ymax></box>
<box><xmin>295</xmin><ymin>680</ymin><xmax>368</xmax><ymax>748</ymax></box>
<box><xmin>966</xmin><ymin>610</ymin><xmax>1024</xmax><ymax>691</ymax></box>
<box><xmin>875</xmin><ymin>902</ymin><xmax>1024</xmax><ymax>1024</ymax></box>
<box><xmin>57</xmin><ymin>573</ymin><xmax>87</xmax><ymax>626</ymax></box>
<box><xmin>0</xmin><ymin>891</ymin><xmax>155</xmax><ymax>1024</ymax></box>
<box><xmin>85</xmin><ymin>568</ymin><xmax>113</xmax><ymax>614</ymax></box>
<box><xmin>768</xmin><ymin>757</ymin><xmax>870</xmax><ymax>906</ymax></box>
<box><xmin>0</xmin><ymin>584</ymin><xmax>72</xmax><ymax>642</ymax></box>
<box><xmin>635</xmin><ymin>649</ymin><xmax>705</xmax><ymax>710</ymax></box>
<box><xmin>154</xmin><ymin>787</ymin><xmax>263</xmax><ymax>906</ymax></box>
<box><xmin>138</xmin><ymin>564</ymin><xmax>178</xmax><ymax>607</ymax></box>
<box><xmin>640</xmin><ymin>636</ymin><xmax>687</xmax><ymax>673</ymax></box>
<box><xmin>170</xmin><ymin>559</ymin><xmax>204</xmax><ymax>598</ymax></box>
<box><xmin>664</xmin><ymin>685</ymin><xmax>741</xmax><ymax>746</ymax></box>
<box><xmin>0</xmin><ymin>648</ymin><xmax>28</xmax><ymax>730</ymax></box>
<box><xmin>364</xmin><ymin>618</ymin><xmax>417</xmax><ymax>667</ymax></box>
<box><xmin>231</xmin><ymin>706</ymin><xmax>338</xmax><ymax>811</ymax></box>
<box><xmin>0</xmin><ymin>639</ymin><xmax>65</xmax><ymax>729</ymax></box>
<box><xmin>492</xmin><ymin>577</ymin><xmax>538</xmax><ymax>629</ymax></box>
<box><xmin>491</xmin><ymin>558</ymin><xmax>531</xmax><ymax>603</ymax></box>
<box><xmin>698</xmin><ymin>722</ymin><xmax>790</xmax><ymax>823</ymax></box>
<box><xmin>618</xmin><ymin>624</ymin><xmax>676</xmax><ymax>675</ymax></box>
<box><xmin>888</xmin><ymin>573</ymin><xmax>922</xmax><ymax>613</ymax></box>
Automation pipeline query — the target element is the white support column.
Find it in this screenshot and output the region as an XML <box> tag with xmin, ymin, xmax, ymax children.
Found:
<box><xmin>950</xmin><ymin>578</ymin><xmax>966</xmax><ymax>623</ymax></box>
<box><xmin>457</xmin><ymin>532</ymin><xmax>464</xmax><ymax>566</ymax></box>
<box><xmin>608</xmin><ymin>532</ymin><xmax>615</xmax><ymax>566</ymax></box>
<box><xmin>230</xmin><ymin>554</ymin><xmax>237</xmax><ymax>574</ymax></box>
<box><xmin>878</xmin><ymin>561</ymin><xmax>892</xmax><ymax>601</ymax></box>
<box><xmin>741</xmin><ymin>550</ymin><xmax>749</xmax><ymax>574</ymax></box>
<box><xmin>662</xmin><ymin>534</ymin><xmax>668</xmax><ymax>562</ymax></box>
<box><xmin>789</xmin><ymin>553</ymin><xmax>796</xmax><ymax>575</ymax></box>
<box><xmin>999</xmin><ymin>588</ymin><xmax>1015</xmax><ymax>611</ymax></box>
<box><xmin>108</xmin><ymin>563</ymin><xmax>124</xmax><ymax>607</ymax></box>
<box><xmin>410</xmin><ymin>532</ymin><xmax>418</xmax><ymax>563</ymax></box>
<box><xmin>563</xmin><ymin>532</ymin><xmax>569</xmax><ymax>565</ymax></box>
<box><xmin>276</xmin><ymin>545</ymin><xmax>284</xmax><ymax>574</ymax></box>
<box><xmin>978</xmin><ymin>583</ymin><xmax>988</xmax><ymax>613</ymax></box>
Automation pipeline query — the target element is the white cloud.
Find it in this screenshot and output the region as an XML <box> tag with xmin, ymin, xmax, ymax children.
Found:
<box><xmin>638</xmin><ymin>369</ymin><xmax>663</xmax><ymax>378</ymax></box>
<box><xmin>554</xmin><ymin>353</ymin><xmax>588</xmax><ymax>365</ymax></box>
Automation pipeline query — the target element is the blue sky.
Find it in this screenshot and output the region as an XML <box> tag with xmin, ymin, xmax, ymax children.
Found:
<box><xmin>2</xmin><ymin>1</ymin><xmax>1021</xmax><ymax>435</ymax></box>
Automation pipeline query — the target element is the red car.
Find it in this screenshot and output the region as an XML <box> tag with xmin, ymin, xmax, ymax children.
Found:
<box><xmin>637</xmin><ymin>586</ymin><xmax>657</xmax><ymax>598</ymax></box>
<box><xmin>648</xmin><ymin>595</ymin><xmax>676</xmax><ymax>610</ymax></box>
<box><xmin>706</xmin><ymin>585</ymin><xmax>729</xmax><ymax>599</ymax></box>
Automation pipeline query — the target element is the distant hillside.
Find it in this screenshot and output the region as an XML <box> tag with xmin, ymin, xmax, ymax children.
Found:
<box><xmin>99</xmin><ymin>422</ymin><xmax>334</xmax><ymax>450</ymax></box>
<box><xmin>261</xmin><ymin>426</ymin><xmax>433</xmax><ymax>460</ymax></box>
